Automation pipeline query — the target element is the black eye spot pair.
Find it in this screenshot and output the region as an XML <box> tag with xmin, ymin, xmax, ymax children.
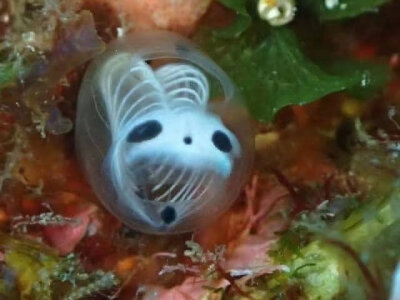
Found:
<box><xmin>127</xmin><ymin>121</ymin><xmax>232</xmax><ymax>153</ymax></box>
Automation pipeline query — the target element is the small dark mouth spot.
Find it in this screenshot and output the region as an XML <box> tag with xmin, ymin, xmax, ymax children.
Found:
<box><xmin>183</xmin><ymin>136</ymin><xmax>192</xmax><ymax>145</ymax></box>
<box><xmin>161</xmin><ymin>206</ymin><xmax>176</xmax><ymax>224</ymax></box>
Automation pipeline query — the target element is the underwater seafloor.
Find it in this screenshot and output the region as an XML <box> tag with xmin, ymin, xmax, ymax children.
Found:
<box><xmin>1</xmin><ymin>0</ymin><xmax>400</xmax><ymax>299</ymax></box>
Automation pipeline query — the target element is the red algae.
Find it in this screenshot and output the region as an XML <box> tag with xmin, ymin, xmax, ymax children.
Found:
<box><xmin>42</xmin><ymin>203</ymin><xmax>97</xmax><ymax>255</ymax></box>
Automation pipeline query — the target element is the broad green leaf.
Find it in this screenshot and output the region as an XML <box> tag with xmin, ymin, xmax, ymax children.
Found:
<box><xmin>215</xmin><ymin>0</ymin><xmax>251</xmax><ymax>38</ymax></box>
<box><xmin>197</xmin><ymin>27</ymin><xmax>387</xmax><ymax>121</ymax></box>
<box><xmin>322</xmin><ymin>59</ymin><xmax>390</xmax><ymax>99</ymax></box>
<box><xmin>302</xmin><ymin>0</ymin><xmax>390</xmax><ymax>21</ymax></box>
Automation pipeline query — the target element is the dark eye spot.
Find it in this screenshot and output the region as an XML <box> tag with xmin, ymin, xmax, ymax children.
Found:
<box><xmin>161</xmin><ymin>206</ymin><xmax>176</xmax><ymax>224</ymax></box>
<box><xmin>127</xmin><ymin>120</ymin><xmax>162</xmax><ymax>143</ymax></box>
<box><xmin>212</xmin><ymin>130</ymin><xmax>232</xmax><ymax>153</ymax></box>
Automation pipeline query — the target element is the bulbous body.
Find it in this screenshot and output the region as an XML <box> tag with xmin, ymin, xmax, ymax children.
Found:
<box><xmin>75</xmin><ymin>31</ymin><xmax>253</xmax><ymax>234</ymax></box>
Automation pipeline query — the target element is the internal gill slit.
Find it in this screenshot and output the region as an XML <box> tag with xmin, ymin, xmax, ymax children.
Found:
<box><xmin>114</xmin><ymin>81</ymin><xmax>148</xmax><ymax>122</ymax></box>
<box><xmin>113</xmin><ymin>71</ymin><xmax>131</xmax><ymax>105</ymax></box>
<box><xmin>188</xmin><ymin>173</ymin><xmax>209</xmax><ymax>201</ymax></box>
<box><xmin>178</xmin><ymin>173</ymin><xmax>208</xmax><ymax>210</ymax></box>
<box><xmin>154</xmin><ymin>165</ymin><xmax>188</xmax><ymax>202</ymax></box>
<box><xmin>171</xmin><ymin>171</ymin><xmax>200</xmax><ymax>203</ymax></box>
<box><xmin>118</xmin><ymin>95</ymin><xmax>162</xmax><ymax>128</ymax></box>
<box><xmin>156</xmin><ymin>66</ymin><xmax>190</xmax><ymax>79</ymax></box>
<box><xmin>158</xmin><ymin>67</ymin><xmax>202</xmax><ymax>81</ymax></box>
<box><xmin>90</xmin><ymin>86</ymin><xmax>109</xmax><ymax>130</ymax></box>
<box><xmin>111</xmin><ymin>149</ymin><xmax>125</xmax><ymax>193</ymax></box>
<box><xmin>150</xmin><ymin>156</ymin><xmax>170</xmax><ymax>180</ymax></box>
<box><xmin>163</xmin><ymin>76</ymin><xmax>206</xmax><ymax>94</ymax></box>
<box><xmin>172</xmin><ymin>105</ymin><xmax>202</xmax><ymax>114</ymax></box>
<box><xmin>116</xmin><ymin>80</ymin><xmax>162</xmax><ymax>122</ymax></box>
<box><xmin>171</xmin><ymin>97</ymin><xmax>201</xmax><ymax>107</ymax></box>
<box><xmin>104</xmin><ymin>69</ymin><xmax>116</xmax><ymax>118</ymax></box>
<box><xmin>130</xmin><ymin>61</ymin><xmax>163</xmax><ymax>79</ymax></box>
<box><xmin>169</xmin><ymin>170</ymin><xmax>197</xmax><ymax>203</ymax></box>
<box><xmin>162</xmin><ymin>74</ymin><xmax>197</xmax><ymax>86</ymax></box>
<box><xmin>182</xmin><ymin>172</ymin><xmax>202</xmax><ymax>199</ymax></box>
<box><xmin>128</xmin><ymin>62</ymin><xmax>163</xmax><ymax>92</ymax></box>
<box><xmin>114</xmin><ymin>75</ymin><xmax>146</xmax><ymax>119</ymax></box>
<box><xmin>130</xmin><ymin>102</ymin><xmax>164</xmax><ymax>121</ymax></box>
<box><xmin>180</xmin><ymin>173</ymin><xmax>213</xmax><ymax>215</ymax></box>
<box><xmin>162</xmin><ymin>70</ymin><xmax>208</xmax><ymax>95</ymax></box>
<box><xmin>192</xmin><ymin>176</ymin><xmax>214</xmax><ymax>204</ymax></box>
<box><xmin>152</xmin><ymin>166</ymin><xmax>177</xmax><ymax>192</ymax></box>
<box><xmin>167</xmin><ymin>87</ymin><xmax>203</xmax><ymax>104</ymax></box>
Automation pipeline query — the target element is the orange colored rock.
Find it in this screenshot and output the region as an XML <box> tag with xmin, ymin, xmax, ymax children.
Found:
<box><xmin>115</xmin><ymin>256</ymin><xmax>137</xmax><ymax>277</ymax></box>
<box><xmin>108</xmin><ymin>0</ymin><xmax>211</xmax><ymax>35</ymax></box>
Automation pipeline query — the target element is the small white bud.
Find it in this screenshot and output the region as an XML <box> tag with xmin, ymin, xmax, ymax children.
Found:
<box><xmin>258</xmin><ymin>0</ymin><xmax>296</xmax><ymax>26</ymax></box>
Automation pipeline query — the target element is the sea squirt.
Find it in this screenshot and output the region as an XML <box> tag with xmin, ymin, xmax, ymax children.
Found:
<box><xmin>75</xmin><ymin>31</ymin><xmax>253</xmax><ymax>234</ymax></box>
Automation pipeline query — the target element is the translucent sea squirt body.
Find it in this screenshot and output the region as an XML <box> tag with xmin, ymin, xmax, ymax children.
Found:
<box><xmin>75</xmin><ymin>31</ymin><xmax>253</xmax><ymax>234</ymax></box>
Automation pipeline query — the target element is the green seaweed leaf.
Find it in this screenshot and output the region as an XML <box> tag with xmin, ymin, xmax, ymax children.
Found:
<box><xmin>302</xmin><ymin>0</ymin><xmax>390</xmax><ymax>21</ymax></box>
<box><xmin>198</xmin><ymin>27</ymin><xmax>388</xmax><ymax>121</ymax></box>
<box><xmin>322</xmin><ymin>59</ymin><xmax>391</xmax><ymax>99</ymax></box>
<box><xmin>215</xmin><ymin>0</ymin><xmax>251</xmax><ymax>38</ymax></box>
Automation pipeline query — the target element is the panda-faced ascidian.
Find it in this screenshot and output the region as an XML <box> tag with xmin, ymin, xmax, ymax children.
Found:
<box><xmin>75</xmin><ymin>31</ymin><xmax>254</xmax><ymax>234</ymax></box>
